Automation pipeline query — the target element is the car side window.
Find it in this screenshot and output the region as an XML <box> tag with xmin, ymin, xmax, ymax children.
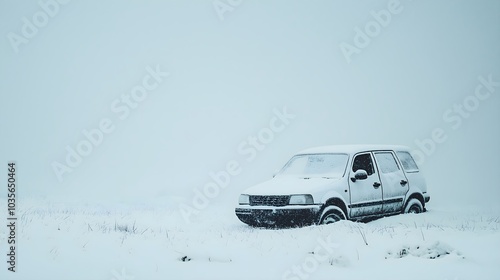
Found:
<box><xmin>352</xmin><ymin>153</ymin><xmax>375</xmax><ymax>176</ymax></box>
<box><xmin>374</xmin><ymin>152</ymin><xmax>400</xmax><ymax>174</ymax></box>
<box><xmin>396</xmin><ymin>151</ymin><xmax>419</xmax><ymax>172</ymax></box>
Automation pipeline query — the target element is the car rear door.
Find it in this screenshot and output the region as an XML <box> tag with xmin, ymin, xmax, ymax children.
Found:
<box><xmin>373</xmin><ymin>151</ymin><xmax>409</xmax><ymax>214</ymax></box>
<box><xmin>348</xmin><ymin>152</ymin><xmax>383</xmax><ymax>218</ymax></box>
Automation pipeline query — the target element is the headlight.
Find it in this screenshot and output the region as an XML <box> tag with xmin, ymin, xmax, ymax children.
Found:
<box><xmin>289</xmin><ymin>194</ymin><xmax>314</xmax><ymax>205</ymax></box>
<box><xmin>239</xmin><ymin>194</ymin><xmax>250</xmax><ymax>205</ymax></box>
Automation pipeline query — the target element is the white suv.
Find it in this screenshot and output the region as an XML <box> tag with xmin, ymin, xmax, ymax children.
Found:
<box><xmin>235</xmin><ymin>145</ymin><xmax>430</xmax><ymax>227</ymax></box>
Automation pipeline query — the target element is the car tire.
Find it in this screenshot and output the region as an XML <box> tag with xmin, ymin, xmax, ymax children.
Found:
<box><xmin>404</xmin><ymin>198</ymin><xmax>423</xmax><ymax>214</ymax></box>
<box><xmin>319</xmin><ymin>209</ymin><xmax>345</xmax><ymax>225</ymax></box>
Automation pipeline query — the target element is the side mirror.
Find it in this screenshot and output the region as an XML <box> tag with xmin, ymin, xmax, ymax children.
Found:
<box><xmin>351</xmin><ymin>169</ymin><xmax>368</xmax><ymax>182</ymax></box>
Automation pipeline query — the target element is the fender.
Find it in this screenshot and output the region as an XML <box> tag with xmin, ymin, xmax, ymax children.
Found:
<box><xmin>316</xmin><ymin>191</ymin><xmax>350</xmax><ymax>220</ymax></box>
<box><xmin>403</xmin><ymin>189</ymin><xmax>425</xmax><ymax>210</ymax></box>
<box><xmin>318</xmin><ymin>190</ymin><xmax>348</xmax><ymax>205</ymax></box>
<box><xmin>320</xmin><ymin>205</ymin><xmax>346</xmax><ymax>220</ymax></box>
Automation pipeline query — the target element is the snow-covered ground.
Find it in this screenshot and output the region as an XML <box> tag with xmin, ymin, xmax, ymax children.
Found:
<box><xmin>1</xmin><ymin>199</ymin><xmax>499</xmax><ymax>280</ymax></box>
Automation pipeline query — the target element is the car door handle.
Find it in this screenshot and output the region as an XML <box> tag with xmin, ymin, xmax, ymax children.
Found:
<box><xmin>373</xmin><ymin>182</ymin><xmax>381</xmax><ymax>188</ymax></box>
<box><xmin>400</xmin><ymin>180</ymin><xmax>408</xmax><ymax>186</ymax></box>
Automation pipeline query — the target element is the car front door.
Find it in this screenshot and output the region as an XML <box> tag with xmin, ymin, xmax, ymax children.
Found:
<box><xmin>348</xmin><ymin>153</ymin><xmax>383</xmax><ymax>218</ymax></box>
<box><xmin>373</xmin><ymin>151</ymin><xmax>409</xmax><ymax>214</ymax></box>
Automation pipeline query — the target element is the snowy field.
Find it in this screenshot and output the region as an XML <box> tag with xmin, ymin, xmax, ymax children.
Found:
<box><xmin>2</xmin><ymin>0</ymin><xmax>499</xmax><ymax>279</ymax></box>
<box><xmin>1</xmin><ymin>199</ymin><xmax>499</xmax><ymax>280</ymax></box>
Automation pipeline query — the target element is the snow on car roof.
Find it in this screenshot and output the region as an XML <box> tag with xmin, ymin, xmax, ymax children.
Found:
<box><xmin>296</xmin><ymin>144</ymin><xmax>411</xmax><ymax>155</ymax></box>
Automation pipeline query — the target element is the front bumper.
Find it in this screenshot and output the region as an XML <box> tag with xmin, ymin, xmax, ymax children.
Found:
<box><xmin>235</xmin><ymin>205</ymin><xmax>321</xmax><ymax>227</ymax></box>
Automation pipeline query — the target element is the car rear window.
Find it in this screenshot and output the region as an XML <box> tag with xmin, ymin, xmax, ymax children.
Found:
<box><xmin>396</xmin><ymin>151</ymin><xmax>419</xmax><ymax>172</ymax></box>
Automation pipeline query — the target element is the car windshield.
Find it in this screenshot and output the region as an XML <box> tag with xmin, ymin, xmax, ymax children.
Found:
<box><xmin>278</xmin><ymin>153</ymin><xmax>348</xmax><ymax>178</ymax></box>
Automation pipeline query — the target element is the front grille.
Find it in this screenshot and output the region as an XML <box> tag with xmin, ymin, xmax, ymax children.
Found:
<box><xmin>250</xmin><ymin>195</ymin><xmax>290</xmax><ymax>206</ymax></box>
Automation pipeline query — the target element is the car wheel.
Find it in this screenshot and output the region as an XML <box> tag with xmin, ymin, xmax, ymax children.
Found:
<box><xmin>404</xmin><ymin>198</ymin><xmax>423</xmax><ymax>214</ymax></box>
<box><xmin>319</xmin><ymin>209</ymin><xmax>345</xmax><ymax>225</ymax></box>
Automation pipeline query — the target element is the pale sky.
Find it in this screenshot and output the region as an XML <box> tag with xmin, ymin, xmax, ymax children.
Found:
<box><xmin>1</xmin><ymin>0</ymin><xmax>499</xmax><ymax>208</ymax></box>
